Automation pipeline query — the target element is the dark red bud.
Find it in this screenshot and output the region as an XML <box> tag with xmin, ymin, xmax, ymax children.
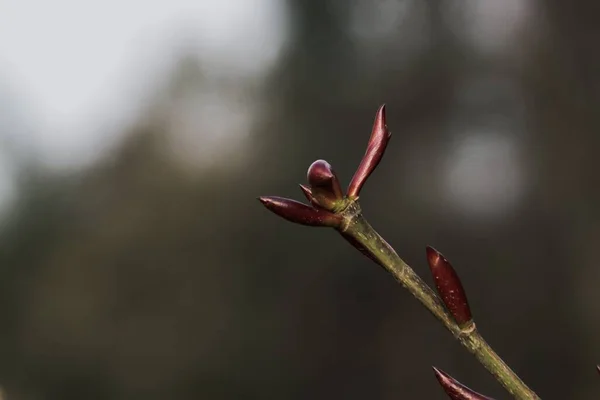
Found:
<box><xmin>307</xmin><ymin>159</ymin><xmax>344</xmax><ymax>211</ymax></box>
<box><xmin>596</xmin><ymin>365</ymin><xmax>600</xmax><ymax>376</ymax></box>
<box><xmin>426</xmin><ymin>246</ymin><xmax>473</xmax><ymax>326</ymax></box>
<box><xmin>258</xmin><ymin>196</ymin><xmax>341</xmax><ymax>227</ymax></box>
<box><xmin>299</xmin><ymin>184</ymin><xmax>319</xmax><ymax>208</ymax></box>
<box><xmin>340</xmin><ymin>232</ymin><xmax>385</xmax><ymax>267</ymax></box>
<box><xmin>347</xmin><ymin>104</ymin><xmax>391</xmax><ymax>198</ymax></box>
<box><xmin>433</xmin><ymin>367</ymin><xmax>494</xmax><ymax>400</ymax></box>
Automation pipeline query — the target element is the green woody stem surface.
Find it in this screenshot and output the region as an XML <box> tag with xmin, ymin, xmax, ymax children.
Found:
<box><xmin>339</xmin><ymin>201</ymin><xmax>539</xmax><ymax>400</ymax></box>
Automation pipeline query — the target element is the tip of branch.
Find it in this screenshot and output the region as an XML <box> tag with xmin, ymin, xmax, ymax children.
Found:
<box><xmin>375</xmin><ymin>104</ymin><xmax>391</xmax><ymax>140</ymax></box>
<box><xmin>347</xmin><ymin>104</ymin><xmax>392</xmax><ymax>198</ymax></box>
<box><xmin>306</xmin><ymin>159</ymin><xmax>344</xmax><ymax>210</ymax></box>
<box><xmin>433</xmin><ymin>367</ymin><xmax>494</xmax><ymax>400</ymax></box>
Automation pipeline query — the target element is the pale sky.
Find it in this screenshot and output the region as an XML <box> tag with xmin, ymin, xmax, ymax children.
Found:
<box><xmin>0</xmin><ymin>0</ymin><xmax>289</xmax><ymax>217</ymax></box>
<box><xmin>0</xmin><ymin>0</ymin><xmax>530</xmax><ymax>170</ymax></box>
<box><xmin>0</xmin><ymin>0</ymin><xmax>532</xmax><ymax>218</ymax></box>
<box><xmin>0</xmin><ymin>0</ymin><xmax>289</xmax><ymax>169</ymax></box>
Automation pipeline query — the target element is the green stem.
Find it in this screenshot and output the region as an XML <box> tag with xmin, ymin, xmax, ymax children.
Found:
<box><xmin>338</xmin><ymin>201</ymin><xmax>540</xmax><ymax>400</ymax></box>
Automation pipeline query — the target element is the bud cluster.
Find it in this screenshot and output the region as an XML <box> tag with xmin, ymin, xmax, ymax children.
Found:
<box><xmin>259</xmin><ymin>105</ymin><xmax>390</xmax><ymax>227</ymax></box>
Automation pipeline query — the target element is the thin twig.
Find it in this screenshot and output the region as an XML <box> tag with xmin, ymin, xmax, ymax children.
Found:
<box><xmin>338</xmin><ymin>201</ymin><xmax>540</xmax><ymax>400</ymax></box>
<box><xmin>258</xmin><ymin>104</ymin><xmax>541</xmax><ymax>399</ymax></box>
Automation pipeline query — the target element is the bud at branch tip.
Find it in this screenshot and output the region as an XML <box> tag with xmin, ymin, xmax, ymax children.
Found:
<box><xmin>347</xmin><ymin>104</ymin><xmax>392</xmax><ymax>198</ymax></box>
<box><xmin>306</xmin><ymin>159</ymin><xmax>344</xmax><ymax>211</ymax></box>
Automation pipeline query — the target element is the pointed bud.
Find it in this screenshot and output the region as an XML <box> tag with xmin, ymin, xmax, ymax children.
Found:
<box><xmin>299</xmin><ymin>184</ymin><xmax>319</xmax><ymax>208</ymax></box>
<box><xmin>426</xmin><ymin>246</ymin><xmax>473</xmax><ymax>327</ymax></box>
<box><xmin>258</xmin><ymin>196</ymin><xmax>341</xmax><ymax>227</ymax></box>
<box><xmin>340</xmin><ymin>232</ymin><xmax>385</xmax><ymax>267</ymax></box>
<box><xmin>307</xmin><ymin>159</ymin><xmax>344</xmax><ymax>211</ymax></box>
<box><xmin>347</xmin><ymin>104</ymin><xmax>391</xmax><ymax>198</ymax></box>
<box><xmin>596</xmin><ymin>365</ymin><xmax>600</xmax><ymax>376</ymax></box>
<box><xmin>433</xmin><ymin>367</ymin><xmax>494</xmax><ymax>400</ymax></box>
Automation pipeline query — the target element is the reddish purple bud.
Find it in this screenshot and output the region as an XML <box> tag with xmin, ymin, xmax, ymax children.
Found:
<box><xmin>299</xmin><ymin>184</ymin><xmax>319</xmax><ymax>208</ymax></box>
<box><xmin>340</xmin><ymin>232</ymin><xmax>385</xmax><ymax>267</ymax></box>
<box><xmin>426</xmin><ymin>246</ymin><xmax>473</xmax><ymax>326</ymax></box>
<box><xmin>433</xmin><ymin>367</ymin><xmax>494</xmax><ymax>400</ymax></box>
<box><xmin>307</xmin><ymin>159</ymin><xmax>344</xmax><ymax>211</ymax></box>
<box><xmin>258</xmin><ymin>196</ymin><xmax>341</xmax><ymax>227</ymax></box>
<box><xmin>596</xmin><ymin>365</ymin><xmax>600</xmax><ymax>376</ymax></box>
<box><xmin>347</xmin><ymin>104</ymin><xmax>391</xmax><ymax>198</ymax></box>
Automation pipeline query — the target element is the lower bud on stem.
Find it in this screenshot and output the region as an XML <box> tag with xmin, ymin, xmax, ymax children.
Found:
<box><xmin>433</xmin><ymin>367</ymin><xmax>494</xmax><ymax>400</ymax></box>
<box><xmin>426</xmin><ymin>246</ymin><xmax>473</xmax><ymax>327</ymax></box>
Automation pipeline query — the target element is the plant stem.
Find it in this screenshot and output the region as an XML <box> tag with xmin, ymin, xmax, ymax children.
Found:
<box><xmin>338</xmin><ymin>201</ymin><xmax>540</xmax><ymax>400</ymax></box>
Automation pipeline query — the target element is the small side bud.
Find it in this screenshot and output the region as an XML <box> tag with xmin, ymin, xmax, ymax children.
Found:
<box><xmin>299</xmin><ymin>184</ymin><xmax>319</xmax><ymax>208</ymax></box>
<box><xmin>596</xmin><ymin>365</ymin><xmax>600</xmax><ymax>376</ymax></box>
<box><xmin>339</xmin><ymin>233</ymin><xmax>385</xmax><ymax>267</ymax></box>
<box><xmin>433</xmin><ymin>367</ymin><xmax>494</xmax><ymax>400</ymax></box>
<box><xmin>258</xmin><ymin>196</ymin><xmax>341</xmax><ymax>227</ymax></box>
<box><xmin>347</xmin><ymin>104</ymin><xmax>392</xmax><ymax>198</ymax></box>
<box><xmin>307</xmin><ymin>160</ymin><xmax>344</xmax><ymax>211</ymax></box>
<box><xmin>426</xmin><ymin>246</ymin><xmax>473</xmax><ymax>327</ymax></box>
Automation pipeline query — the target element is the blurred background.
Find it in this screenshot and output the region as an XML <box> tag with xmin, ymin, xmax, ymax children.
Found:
<box><xmin>0</xmin><ymin>0</ymin><xmax>598</xmax><ymax>398</ymax></box>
